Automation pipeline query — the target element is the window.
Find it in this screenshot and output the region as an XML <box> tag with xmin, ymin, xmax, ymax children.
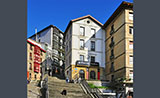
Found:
<box><xmin>91</xmin><ymin>28</ymin><xmax>95</xmax><ymax>38</ymax></box>
<box><xmin>129</xmin><ymin>12</ymin><xmax>133</xmax><ymax>20</ymax></box>
<box><xmin>53</xmin><ymin>34</ymin><xmax>58</xmax><ymax>41</ymax></box>
<box><xmin>111</xmin><ymin>37</ymin><xmax>114</xmax><ymax>42</ymax></box>
<box><xmin>80</xmin><ymin>55</ymin><xmax>84</xmax><ymax>61</ymax></box>
<box><xmin>110</xmin><ymin>25</ymin><xmax>114</xmax><ymax>35</ymax></box>
<box><xmin>87</xmin><ymin>20</ymin><xmax>90</xmax><ymax>24</ymax></box>
<box><xmin>69</xmin><ymin>54</ymin><xmax>71</xmax><ymax>64</ymax></box>
<box><xmin>65</xmin><ymin>45</ymin><xmax>68</xmax><ymax>52</ymax></box>
<box><xmin>110</xmin><ymin>62</ymin><xmax>114</xmax><ymax>72</ymax></box>
<box><xmin>35</xmin><ymin>75</ymin><xmax>37</xmax><ymax>80</ymax></box>
<box><xmin>30</xmin><ymin>45</ymin><xmax>32</xmax><ymax>50</ymax></box>
<box><xmin>129</xmin><ymin>70</ymin><xmax>133</xmax><ymax>80</ymax></box>
<box><xmin>111</xmin><ymin>75</ymin><xmax>114</xmax><ymax>82</ymax></box>
<box><xmin>80</xmin><ymin>39</ymin><xmax>84</xmax><ymax>49</ymax></box>
<box><xmin>129</xmin><ymin>55</ymin><xmax>133</xmax><ymax>64</ymax></box>
<box><xmin>111</xmin><ymin>25</ymin><xmax>114</xmax><ymax>31</ymax></box>
<box><xmin>129</xmin><ymin>26</ymin><xmax>133</xmax><ymax>35</ymax></box>
<box><xmin>90</xmin><ymin>56</ymin><xmax>95</xmax><ymax>63</ymax></box>
<box><xmin>40</xmin><ymin>58</ymin><xmax>42</xmax><ymax>62</ymax></box>
<box><xmin>129</xmin><ymin>41</ymin><xmax>133</xmax><ymax>49</ymax></box>
<box><xmin>80</xmin><ymin>27</ymin><xmax>85</xmax><ymax>36</ymax></box>
<box><xmin>91</xmin><ymin>41</ymin><xmax>95</xmax><ymax>51</ymax></box>
<box><xmin>29</xmin><ymin>63</ymin><xmax>32</xmax><ymax>70</ymax></box>
<box><xmin>30</xmin><ymin>53</ymin><xmax>32</xmax><ymax>60</ymax></box>
<box><xmin>69</xmin><ymin>40</ymin><xmax>71</xmax><ymax>49</ymax></box>
<box><xmin>111</xmin><ymin>49</ymin><xmax>114</xmax><ymax>56</ymax></box>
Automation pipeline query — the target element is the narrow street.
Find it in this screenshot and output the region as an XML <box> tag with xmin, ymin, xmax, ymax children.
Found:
<box><xmin>48</xmin><ymin>76</ymin><xmax>91</xmax><ymax>98</ymax></box>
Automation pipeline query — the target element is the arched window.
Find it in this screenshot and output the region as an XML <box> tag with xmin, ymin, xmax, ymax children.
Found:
<box><xmin>90</xmin><ymin>71</ymin><xmax>96</xmax><ymax>79</ymax></box>
<box><xmin>79</xmin><ymin>70</ymin><xmax>85</xmax><ymax>79</ymax></box>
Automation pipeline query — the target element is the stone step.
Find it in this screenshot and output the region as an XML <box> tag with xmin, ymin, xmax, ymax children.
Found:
<box><xmin>48</xmin><ymin>76</ymin><xmax>91</xmax><ymax>98</ymax></box>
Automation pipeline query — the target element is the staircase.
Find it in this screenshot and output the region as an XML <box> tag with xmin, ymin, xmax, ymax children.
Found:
<box><xmin>48</xmin><ymin>76</ymin><xmax>91</xmax><ymax>98</ymax></box>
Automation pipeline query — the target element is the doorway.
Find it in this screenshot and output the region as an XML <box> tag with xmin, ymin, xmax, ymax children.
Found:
<box><xmin>79</xmin><ymin>70</ymin><xmax>85</xmax><ymax>79</ymax></box>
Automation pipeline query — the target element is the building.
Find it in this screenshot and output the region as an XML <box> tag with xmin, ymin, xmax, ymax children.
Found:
<box><xmin>40</xmin><ymin>42</ymin><xmax>52</xmax><ymax>77</ymax></box>
<box><xmin>30</xmin><ymin>25</ymin><xmax>65</xmax><ymax>76</ymax></box>
<box><xmin>103</xmin><ymin>1</ymin><xmax>133</xmax><ymax>95</ymax></box>
<box><xmin>27</xmin><ymin>38</ymin><xmax>46</xmax><ymax>81</ymax></box>
<box><xmin>64</xmin><ymin>15</ymin><xmax>106</xmax><ymax>81</ymax></box>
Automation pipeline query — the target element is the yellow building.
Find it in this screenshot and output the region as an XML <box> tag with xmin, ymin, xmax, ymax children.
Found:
<box><xmin>103</xmin><ymin>1</ymin><xmax>133</xmax><ymax>94</ymax></box>
<box><xmin>27</xmin><ymin>38</ymin><xmax>46</xmax><ymax>81</ymax></box>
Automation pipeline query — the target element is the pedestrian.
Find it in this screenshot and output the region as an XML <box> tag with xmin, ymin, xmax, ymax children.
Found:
<box><xmin>61</xmin><ymin>89</ymin><xmax>67</xmax><ymax>96</ymax></box>
<box><xmin>78</xmin><ymin>77</ymin><xmax>81</xmax><ymax>83</ymax></box>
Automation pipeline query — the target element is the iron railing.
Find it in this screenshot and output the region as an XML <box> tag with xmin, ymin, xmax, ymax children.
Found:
<box><xmin>80</xmin><ymin>79</ymin><xmax>103</xmax><ymax>98</ymax></box>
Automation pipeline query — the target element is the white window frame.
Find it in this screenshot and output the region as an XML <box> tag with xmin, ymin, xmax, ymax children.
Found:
<box><xmin>80</xmin><ymin>39</ymin><xmax>84</xmax><ymax>49</ymax></box>
<box><xmin>129</xmin><ymin>26</ymin><xmax>133</xmax><ymax>35</ymax></box>
<box><xmin>91</xmin><ymin>28</ymin><xmax>96</xmax><ymax>38</ymax></box>
<box><xmin>129</xmin><ymin>41</ymin><xmax>133</xmax><ymax>49</ymax></box>
<box><xmin>129</xmin><ymin>55</ymin><xmax>133</xmax><ymax>64</ymax></box>
<box><xmin>80</xmin><ymin>55</ymin><xmax>84</xmax><ymax>61</ymax></box>
<box><xmin>129</xmin><ymin>12</ymin><xmax>133</xmax><ymax>20</ymax></box>
<box><xmin>80</xmin><ymin>26</ymin><xmax>85</xmax><ymax>36</ymax></box>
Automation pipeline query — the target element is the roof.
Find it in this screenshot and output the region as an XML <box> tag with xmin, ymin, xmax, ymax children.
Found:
<box><xmin>64</xmin><ymin>15</ymin><xmax>103</xmax><ymax>35</ymax></box>
<box><xmin>102</xmin><ymin>1</ymin><xmax>133</xmax><ymax>29</ymax></box>
<box><xmin>29</xmin><ymin>25</ymin><xmax>63</xmax><ymax>38</ymax></box>
<box><xmin>27</xmin><ymin>38</ymin><xmax>46</xmax><ymax>52</ymax></box>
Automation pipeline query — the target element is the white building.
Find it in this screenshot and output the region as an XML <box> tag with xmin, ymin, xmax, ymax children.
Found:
<box><xmin>30</xmin><ymin>25</ymin><xmax>65</xmax><ymax>76</ymax></box>
<box><xmin>64</xmin><ymin>15</ymin><xmax>106</xmax><ymax>80</ymax></box>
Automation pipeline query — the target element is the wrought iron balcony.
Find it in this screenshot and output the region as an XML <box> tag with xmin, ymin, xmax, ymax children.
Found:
<box><xmin>110</xmin><ymin>29</ymin><xmax>114</xmax><ymax>35</ymax></box>
<box><xmin>109</xmin><ymin>41</ymin><xmax>115</xmax><ymax>48</ymax></box>
<box><xmin>110</xmin><ymin>55</ymin><xmax>114</xmax><ymax>60</ymax></box>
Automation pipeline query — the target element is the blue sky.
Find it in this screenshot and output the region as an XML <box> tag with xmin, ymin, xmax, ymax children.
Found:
<box><xmin>27</xmin><ymin>0</ymin><xmax>133</xmax><ymax>37</ymax></box>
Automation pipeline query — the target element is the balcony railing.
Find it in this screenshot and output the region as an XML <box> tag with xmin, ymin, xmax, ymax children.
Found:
<box><xmin>110</xmin><ymin>55</ymin><xmax>114</xmax><ymax>60</ymax></box>
<box><xmin>109</xmin><ymin>41</ymin><xmax>115</xmax><ymax>48</ymax></box>
<box><xmin>110</xmin><ymin>30</ymin><xmax>114</xmax><ymax>35</ymax></box>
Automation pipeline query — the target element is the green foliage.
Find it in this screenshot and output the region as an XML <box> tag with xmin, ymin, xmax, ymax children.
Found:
<box><xmin>88</xmin><ymin>83</ymin><xmax>109</xmax><ymax>89</ymax></box>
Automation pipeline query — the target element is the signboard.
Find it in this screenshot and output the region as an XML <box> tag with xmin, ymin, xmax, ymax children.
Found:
<box><xmin>76</xmin><ymin>60</ymin><xmax>89</xmax><ymax>66</ymax></box>
<box><xmin>90</xmin><ymin>62</ymin><xmax>99</xmax><ymax>66</ymax></box>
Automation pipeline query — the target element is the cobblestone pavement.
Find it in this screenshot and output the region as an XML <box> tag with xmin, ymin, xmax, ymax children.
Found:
<box><xmin>27</xmin><ymin>81</ymin><xmax>42</xmax><ymax>98</ymax></box>
<box><xmin>48</xmin><ymin>76</ymin><xmax>91</xmax><ymax>98</ymax></box>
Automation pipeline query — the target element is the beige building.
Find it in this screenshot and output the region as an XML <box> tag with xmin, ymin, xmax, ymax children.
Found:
<box><xmin>103</xmin><ymin>1</ymin><xmax>133</xmax><ymax>94</ymax></box>
<box><xmin>27</xmin><ymin>38</ymin><xmax>46</xmax><ymax>81</ymax></box>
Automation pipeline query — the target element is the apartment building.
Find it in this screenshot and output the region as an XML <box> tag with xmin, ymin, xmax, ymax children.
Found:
<box><xmin>30</xmin><ymin>25</ymin><xmax>65</xmax><ymax>76</ymax></box>
<box><xmin>64</xmin><ymin>15</ymin><xmax>105</xmax><ymax>81</ymax></box>
<box><xmin>27</xmin><ymin>38</ymin><xmax>46</xmax><ymax>81</ymax></box>
<box><xmin>103</xmin><ymin>1</ymin><xmax>133</xmax><ymax>95</ymax></box>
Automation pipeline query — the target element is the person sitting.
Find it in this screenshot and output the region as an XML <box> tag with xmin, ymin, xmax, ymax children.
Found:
<box><xmin>61</xmin><ymin>89</ymin><xmax>67</xmax><ymax>95</ymax></box>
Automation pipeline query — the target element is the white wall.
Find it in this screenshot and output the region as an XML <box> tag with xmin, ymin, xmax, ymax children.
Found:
<box><xmin>70</xmin><ymin>17</ymin><xmax>105</xmax><ymax>68</ymax></box>
<box><xmin>31</xmin><ymin>27</ymin><xmax>52</xmax><ymax>46</ymax></box>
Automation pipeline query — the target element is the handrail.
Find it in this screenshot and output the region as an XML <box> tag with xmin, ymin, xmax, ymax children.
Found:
<box><xmin>80</xmin><ymin>79</ymin><xmax>103</xmax><ymax>98</ymax></box>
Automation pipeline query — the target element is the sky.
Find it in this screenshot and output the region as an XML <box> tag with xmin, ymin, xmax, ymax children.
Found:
<box><xmin>27</xmin><ymin>0</ymin><xmax>133</xmax><ymax>37</ymax></box>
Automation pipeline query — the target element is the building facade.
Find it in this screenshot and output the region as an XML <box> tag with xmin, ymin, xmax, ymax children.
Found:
<box><xmin>64</xmin><ymin>15</ymin><xmax>106</xmax><ymax>81</ymax></box>
<box><xmin>103</xmin><ymin>1</ymin><xmax>133</xmax><ymax>95</ymax></box>
<box><xmin>30</xmin><ymin>25</ymin><xmax>65</xmax><ymax>76</ymax></box>
<box><xmin>27</xmin><ymin>38</ymin><xmax>46</xmax><ymax>81</ymax></box>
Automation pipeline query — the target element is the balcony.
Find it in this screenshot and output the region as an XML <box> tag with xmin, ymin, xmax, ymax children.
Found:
<box><xmin>109</xmin><ymin>41</ymin><xmax>115</xmax><ymax>48</ymax></box>
<box><xmin>80</xmin><ymin>46</ymin><xmax>84</xmax><ymax>50</ymax></box>
<box><xmin>110</xmin><ymin>30</ymin><xmax>114</xmax><ymax>35</ymax></box>
<box><xmin>110</xmin><ymin>55</ymin><xmax>114</xmax><ymax>60</ymax></box>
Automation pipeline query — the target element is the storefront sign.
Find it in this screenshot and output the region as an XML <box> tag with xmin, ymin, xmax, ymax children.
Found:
<box><xmin>90</xmin><ymin>62</ymin><xmax>99</xmax><ymax>66</ymax></box>
<box><xmin>76</xmin><ymin>60</ymin><xmax>89</xmax><ymax>66</ymax></box>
